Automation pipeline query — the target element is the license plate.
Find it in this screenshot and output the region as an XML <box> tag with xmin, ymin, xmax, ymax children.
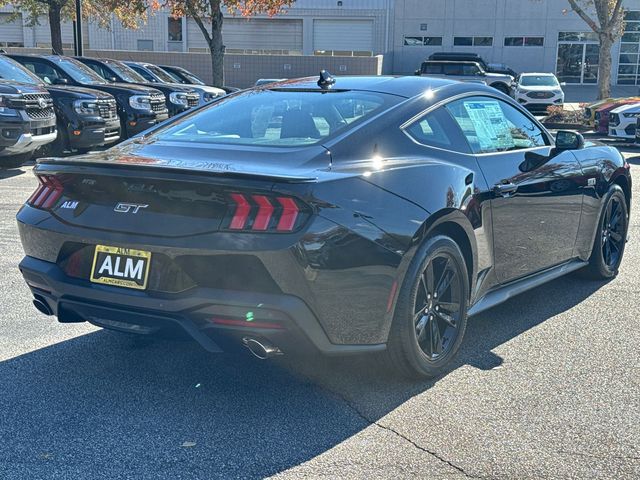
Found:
<box><xmin>90</xmin><ymin>245</ymin><xmax>151</xmax><ymax>290</ymax></box>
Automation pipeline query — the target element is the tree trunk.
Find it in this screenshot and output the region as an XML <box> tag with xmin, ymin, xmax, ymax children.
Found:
<box><xmin>209</xmin><ymin>7</ymin><xmax>224</xmax><ymax>86</ymax></box>
<box><xmin>48</xmin><ymin>2</ymin><xmax>64</xmax><ymax>55</ymax></box>
<box><xmin>597</xmin><ymin>32</ymin><xmax>614</xmax><ymax>100</ymax></box>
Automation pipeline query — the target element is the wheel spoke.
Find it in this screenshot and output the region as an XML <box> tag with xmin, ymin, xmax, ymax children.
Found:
<box><xmin>605</xmin><ymin>199</ymin><xmax>613</xmax><ymax>225</ymax></box>
<box><xmin>603</xmin><ymin>240</ymin><xmax>611</xmax><ymax>265</ymax></box>
<box><xmin>419</xmin><ymin>274</ymin><xmax>429</xmax><ymax>301</ymax></box>
<box><xmin>424</xmin><ymin>260</ymin><xmax>435</xmax><ymax>292</ymax></box>
<box><xmin>430</xmin><ymin>317</ymin><xmax>443</xmax><ymax>355</ymax></box>
<box><xmin>436</xmin><ymin>301</ymin><xmax>460</xmax><ymax>314</ymax></box>
<box><xmin>610</xmin><ymin>230</ymin><xmax>623</xmax><ymax>243</ymax></box>
<box><xmin>435</xmin><ymin>309</ymin><xmax>457</xmax><ymax>328</ymax></box>
<box><xmin>416</xmin><ymin>315</ymin><xmax>428</xmax><ymax>341</ymax></box>
<box><xmin>435</xmin><ymin>260</ymin><xmax>454</xmax><ymax>298</ymax></box>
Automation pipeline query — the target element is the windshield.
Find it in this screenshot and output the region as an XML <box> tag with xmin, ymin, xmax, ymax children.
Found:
<box><xmin>107</xmin><ymin>61</ymin><xmax>147</xmax><ymax>83</ymax></box>
<box><xmin>175</xmin><ymin>68</ymin><xmax>205</xmax><ymax>85</ymax></box>
<box><xmin>146</xmin><ymin>64</ymin><xmax>178</xmax><ymax>83</ymax></box>
<box><xmin>152</xmin><ymin>89</ymin><xmax>398</xmax><ymax>147</ymax></box>
<box><xmin>0</xmin><ymin>57</ymin><xmax>42</xmax><ymax>85</ymax></box>
<box><xmin>520</xmin><ymin>75</ymin><xmax>559</xmax><ymax>87</ymax></box>
<box><xmin>56</xmin><ymin>58</ymin><xmax>106</xmax><ymax>84</ymax></box>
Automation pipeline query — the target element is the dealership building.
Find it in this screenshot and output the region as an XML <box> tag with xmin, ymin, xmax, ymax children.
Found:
<box><xmin>3</xmin><ymin>0</ymin><xmax>640</xmax><ymax>85</ymax></box>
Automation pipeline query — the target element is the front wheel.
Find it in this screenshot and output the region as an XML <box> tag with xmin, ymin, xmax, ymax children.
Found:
<box><xmin>490</xmin><ymin>83</ymin><xmax>510</xmax><ymax>95</ymax></box>
<box><xmin>0</xmin><ymin>152</ymin><xmax>32</xmax><ymax>169</ymax></box>
<box><xmin>582</xmin><ymin>185</ymin><xmax>629</xmax><ymax>279</ymax></box>
<box><xmin>386</xmin><ymin>235</ymin><xmax>469</xmax><ymax>378</ymax></box>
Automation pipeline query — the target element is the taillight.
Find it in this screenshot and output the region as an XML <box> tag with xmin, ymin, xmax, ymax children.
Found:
<box><xmin>27</xmin><ymin>175</ymin><xmax>64</xmax><ymax>209</ymax></box>
<box><xmin>225</xmin><ymin>192</ymin><xmax>304</xmax><ymax>232</ymax></box>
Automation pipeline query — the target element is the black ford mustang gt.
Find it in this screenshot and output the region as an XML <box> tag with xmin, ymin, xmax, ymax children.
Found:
<box><xmin>17</xmin><ymin>74</ymin><xmax>631</xmax><ymax>378</ymax></box>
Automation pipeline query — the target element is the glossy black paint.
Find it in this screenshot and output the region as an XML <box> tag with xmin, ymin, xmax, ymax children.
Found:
<box><xmin>7</xmin><ymin>54</ymin><xmax>169</xmax><ymax>138</ymax></box>
<box><xmin>16</xmin><ymin>76</ymin><xmax>632</xmax><ymax>353</ymax></box>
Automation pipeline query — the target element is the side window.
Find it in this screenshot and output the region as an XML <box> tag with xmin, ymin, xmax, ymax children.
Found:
<box><xmin>423</xmin><ymin>63</ymin><xmax>442</xmax><ymax>74</ymax></box>
<box><xmin>462</xmin><ymin>64</ymin><xmax>480</xmax><ymax>76</ymax></box>
<box><xmin>443</xmin><ymin>63</ymin><xmax>463</xmax><ymax>75</ymax></box>
<box><xmin>445</xmin><ymin>96</ymin><xmax>547</xmax><ymax>154</ymax></box>
<box><xmin>22</xmin><ymin>60</ymin><xmax>60</xmax><ymax>84</ymax></box>
<box><xmin>404</xmin><ymin>107</ymin><xmax>471</xmax><ymax>154</ymax></box>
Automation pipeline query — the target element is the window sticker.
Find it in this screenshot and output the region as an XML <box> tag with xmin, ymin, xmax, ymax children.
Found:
<box><xmin>463</xmin><ymin>101</ymin><xmax>514</xmax><ymax>151</ymax></box>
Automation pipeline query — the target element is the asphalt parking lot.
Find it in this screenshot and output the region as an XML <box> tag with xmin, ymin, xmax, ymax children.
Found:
<box><xmin>1</xmin><ymin>143</ymin><xmax>639</xmax><ymax>479</ymax></box>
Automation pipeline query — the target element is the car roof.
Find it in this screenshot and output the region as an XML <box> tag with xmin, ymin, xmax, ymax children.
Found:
<box><xmin>612</xmin><ymin>102</ymin><xmax>640</xmax><ymax>113</ymax></box>
<box><xmin>520</xmin><ymin>72</ymin><xmax>556</xmax><ymax>76</ymax></box>
<box><xmin>263</xmin><ymin>75</ymin><xmax>482</xmax><ymax>98</ymax></box>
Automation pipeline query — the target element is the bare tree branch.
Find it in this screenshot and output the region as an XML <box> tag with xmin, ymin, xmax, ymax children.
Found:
<box><xmin>567</xmin><ymin>0</ymin><xmax>601</xmax><ymax>33</ymax></box>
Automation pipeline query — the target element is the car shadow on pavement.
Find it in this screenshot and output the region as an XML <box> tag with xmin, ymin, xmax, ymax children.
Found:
<box><xmin>0</xmin><ymin>166</ymin><xmax>29</xmax><ymax>180</ymax></box>
<box><xmin>0</xmin><ymin>275</ymin><xmax>607</xmax><ymax>479</ymax></box>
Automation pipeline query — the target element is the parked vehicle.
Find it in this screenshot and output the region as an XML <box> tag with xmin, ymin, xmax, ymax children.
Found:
<box><xmin>7</xmin><ymin>54</ymin><xmax>168</xmax><ymax>139</ymax></box>
<box><xmin>0</xmin><ymin>55</ymin><xmax>119</xmax><ymax>155</ymax></box>
<box><xmin>0</xmin><ymin>79</ymin><xmax>56</xmax><ymax>168</ymax></box>
<box><xmin>511</xmin><ymin>73</ymin><xmax>564</xmax><ymax>112</ymax></box>
<box><xmin>608</xmin><ymin>102</ymin><xmax>640</xmax><ymax>139</ymax></box>
<box><xmin>157</xmin><ymin>64</ymin><xmax>239</xmax><ymax>94</ymax></box>
<box><xmin>416</xmin><ymin>60</ymin><xmax>513</xmax><ymax>94</ymax></box>
<box><xmin>594</xmin><ymin>98</ymin><xmax>640</xmax><ymax>134</ymax></box>
<box><xmin>76</xmin><ymin>57</ymin><xmax>200</xmax><ymax>117</ymax></box>
<box><xmin>428</xmin><ymin>52</ymin><xmax>518</xmax><ymax>77</ymax></box>
<box><xmin>17</xmin><ymin>74</ymin><xmax>631</xmax><ymax>378</ymax></box>
<box><xmin>583</xmin><ymin>98</ymin><xmax>618</xmax><ymax>128</ymax></box>
<box><xmin>123</xmin><ymin>61</ymin><xmax>224</xmax><ymax>103</ymax></box>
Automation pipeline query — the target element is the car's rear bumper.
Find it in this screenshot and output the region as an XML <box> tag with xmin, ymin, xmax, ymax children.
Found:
<box><xmin>19</xmin><ymin>254</ymin><xmax>386</xmax><ymax>356</ymax></box>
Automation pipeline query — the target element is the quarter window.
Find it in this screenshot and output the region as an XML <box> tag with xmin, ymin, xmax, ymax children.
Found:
<box><xmin>445</xmin><ymin>97</ymin><xmax>547</xmax><ymax>154</ymax></box>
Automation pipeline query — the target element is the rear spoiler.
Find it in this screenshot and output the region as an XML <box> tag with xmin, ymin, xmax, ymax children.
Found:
<box><xmin>34</xmin><ymin>157</ymin><xmax>319</xmax><ymax>184</ymax></box>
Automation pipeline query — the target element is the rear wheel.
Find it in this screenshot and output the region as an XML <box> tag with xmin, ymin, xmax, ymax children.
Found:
<box><xmin>583</xmin><ymin>185</ymin><xmax>628</xmax><ymax>279</ymax></box>
<box><xmin>0</xmin><ymin>152</ymin><xmax>31</xmax><ymax>169</ymax></box>
<box><xmin>386</xmin><ymin>235</ymin><xmax>469</xmax><ymax>378</ymax></box>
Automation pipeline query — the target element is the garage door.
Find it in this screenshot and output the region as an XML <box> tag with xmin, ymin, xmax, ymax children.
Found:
<box><xmin>313</xmin><ymin>19</ymin><xmax>374</xmax><ymax>54</ymax></box>
<box><xmin>0</xmin><ymin>13</ymin><xmax>24</xmax><ymax>46</ymax></box>
<box><xmin>222</xmin><ymin>18</ymin><xmax>303</xmax><ymax>53</ymax></box>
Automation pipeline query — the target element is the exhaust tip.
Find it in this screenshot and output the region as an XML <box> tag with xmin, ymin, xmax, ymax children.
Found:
<box><xmin>33</xmin><ymin>298</ymin><xmax>53</xmax><ymax>316</ymax></box>
<box><xmin>242</xmin><ymin>337</ymin><xmax>283</xmax><ymax>360</ymax></box>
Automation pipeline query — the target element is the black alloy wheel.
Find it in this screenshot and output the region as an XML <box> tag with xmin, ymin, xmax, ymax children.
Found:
<box><xmin>601</xmin><ymin>194</ymin><xmax>625</xmax><ymax>270</ymax></box>
<box><xmin>583</xmin><ymin>184</ymin><xmax>628</xmax><ymax>279</ymax></box>
<box><xmin>386</xmin><ymin>235</ymin><xmax>469</xmax><ymax>378</ymax></box>
<box><xmin>413</xmin><ymin>253</ymin><xmax>463</xmax><ymax>360</ymax></box>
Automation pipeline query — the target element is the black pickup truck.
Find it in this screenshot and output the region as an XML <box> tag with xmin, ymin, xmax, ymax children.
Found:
<box><xmin>0</xmin><ymin>80</ymin><xmax>56</xmax><ymax>168</ymax></box>
<box><xmin>8</xmin><ymin>54</ymin><xmax>168</xmax><ymax>139</ymax></box>
<box><xmin>75</xmin><ymin>57</ymin><xmax>200</xmax><ymax>117</ymax></box>
<box><xmin>0</xmin><ymin>55</ymin><xmax>120</xmax><ymax>155</ymax></box>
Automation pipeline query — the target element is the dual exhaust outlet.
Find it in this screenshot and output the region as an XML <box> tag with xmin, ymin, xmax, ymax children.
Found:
<box><xmin>242</xmin><ymin>337</ymin><xmax>283</xmax><ymax>360</ymax></box>
<box><xmin>32</xmin><ymin>296</ymin><xmax>283</xmax><ymax>360</ymax></box>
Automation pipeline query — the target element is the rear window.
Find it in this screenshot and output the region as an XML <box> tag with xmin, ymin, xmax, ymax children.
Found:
<box><xmin>153</xmin><ymin>89</ymin><xmax>398</xmax><ymax>147</ymax></box>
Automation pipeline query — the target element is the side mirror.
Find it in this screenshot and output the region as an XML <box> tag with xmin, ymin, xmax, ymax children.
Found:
<box><xmin>52</xmin><ymin>77</ymin><xmax>68</xmax><ymax>85</ymax></box>
<box><xmin>560</xmin><ymin>82</ymin><xmax>567</xmax><ymax>86</ymax></box>
<box><xmin>414</xmin><ymin>69</ymin><xmax>421</xmax><ymax>76</ymax></box>
<box><xmin>555</xmin><ymin>130</ymin><xmax>584</xmax><ymax>150</ymax></box>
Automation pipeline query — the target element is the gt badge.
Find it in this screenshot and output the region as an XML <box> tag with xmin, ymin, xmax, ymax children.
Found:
<box><xmin>114</xmin><ymin>202</ymin><xmax>148</xmax><ymax>214</ymax></box>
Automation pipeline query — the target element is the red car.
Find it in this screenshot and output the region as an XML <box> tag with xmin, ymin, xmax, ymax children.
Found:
<box><xmin>596</xmin><ymin>98</ymin><xmax>640</xmax><ymax>133</ymax></box>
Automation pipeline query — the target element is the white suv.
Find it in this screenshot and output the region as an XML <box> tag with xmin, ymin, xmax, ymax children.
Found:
<box><xmin>608</xmin><ymin>102</ymin><xmax>640</xmax><ymax>139</ymax></box>
<box><xmin>511</xmin><ymin>73</ymin><xmax>564</xmax><ymax>112</ymax></box>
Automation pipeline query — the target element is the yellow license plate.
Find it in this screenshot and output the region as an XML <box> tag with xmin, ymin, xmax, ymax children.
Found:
<box><xmin>90</xmin><ymin>245</ymin><xmax>151</xmax><ymax>290</ymax></box>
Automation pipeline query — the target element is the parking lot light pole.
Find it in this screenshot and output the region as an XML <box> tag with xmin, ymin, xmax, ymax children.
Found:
<box><xmin>75</xmin><ymin>0</ymin><xmax>83</xmax><ymax>57</ymax></box>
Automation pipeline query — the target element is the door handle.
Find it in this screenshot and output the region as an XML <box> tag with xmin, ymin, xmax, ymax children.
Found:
<box><xmin>493</xmin><ymin>182</ymin><xmax>518</xmax><ymax>196</ymax></box>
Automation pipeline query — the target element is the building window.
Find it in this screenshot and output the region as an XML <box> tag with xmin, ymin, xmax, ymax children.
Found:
<box><xmin>558</xmin><ymin>32</ymin><xmax>598</xmax><ymax>42</ymax></box>
<box><xmin>168</xmin><ymin>17</ymin><xmax>183</xmax><ymax>42</ymax></box>
<box><xmin>137</xmin><ymin>39</ymin><xmax>154</xmax><ymax>51</ymax></box>
<box><xmin>618</xmin><ymin>12</ymin><xmax>640</xmax><ymax>85</ymax></box>
<box><xmin>504</xmin><ymin>36</ymin><xmax>544</xmax><ymax>47</ymax></box>
<box><xmin>454</xmin><ymin>36</ymin><xmax>493</xmax><ymax>47</ymax></box>
<box><xmin>403</xmin><ymin>36</ymin><xmax>442</xmax><ymax>46</ymax></box>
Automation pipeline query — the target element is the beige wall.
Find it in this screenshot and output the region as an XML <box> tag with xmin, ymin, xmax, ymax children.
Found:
<box><xmin>6</xmin><ymin>47</ymin><xmax>383</xmax><ymax>88</ymax></box>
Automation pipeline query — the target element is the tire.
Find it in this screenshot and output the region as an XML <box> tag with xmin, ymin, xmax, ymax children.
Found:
<box><xmin>385</xmin><ymin>235</ymin><xmax>470</xmax><ymax>379</ymax></box>
<box><xmin>582</xmin><ymin>184</ymin><xmax>629</xmax><ymax>279</ymax></box>
<box><xmin>0</xmin><ymin>152</ymin><xmax>31</xmax><ymax>169</ymax></box>
<box><xmin>47</xmin><ymin>124</ymin><xmax>68</xmax><ymax>157</ymax></box>
<box><xmin>490</xmin><ymin>83</ymin><xmax>510</xmax><ymax>95</ymax></box>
